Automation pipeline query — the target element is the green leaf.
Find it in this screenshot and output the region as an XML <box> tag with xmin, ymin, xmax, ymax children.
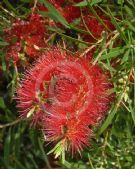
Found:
<box><xmin>98</xmin><ymin>76</ymin><xmax>129</xmax><ymax>135</ymax></box>
<box><xmin>87</xmin><ymin>4</ymin><xmax>111</xmax><ymax>32</ymax></box>
<box><xmin>20</xmin><ymin>0</ymin><xmax>31</xmax><ymax>2</ymax></box>
<box><xmin>3</xmin><ymin>0</ymin><xmax>17</xmax><ymax>14</ymax></box>
<box><xmin>124</xmin><ymin>5</ymin><xmax>133</xmax><ymax>17</ymax></box>
<box><xmin>121</xmin><ymin>49</ymin><xmax>130</xmax><ymax>64</ymax></box>
<box><xmin>47</xmin><ymin>140</ymin><xmax>62</xmax><ymax>155</ymax></box>
<box><xmin>101</xmin><ymin>47</ymin><xmax>125</xmax><ymax>60</ymax></box>
<box><xmin>38</xmin><ymin>0</ymin><xmax>70</xmax><ymax>28</ymax></box>
<box><xmin>38</xmin><ymin>138</ymin><xmax>51</xmax><ymax>169</ymax></box>
<box><xmin>0</xmin><ymin>97</ymin><xmax>6</xmax><ymax>109</ymax></box>
<box><xmin>0</xmin><ymin>40</ymin><xmax>9</xmax><ymax>47</ymax></box>
<box><xmin>75</xmin><ymin>0</ymin><xmax>102</xmax><ymax>7</ymax></box>
<box><xmin>98</xmin><ymin>105</ymin><xmax>116</xmax><ymax>135</ymax></box>
<box><xmin>62</xmin><ymin>160</ymin><xmax>72</xmax><ymax>169</ymax></box>
<box><xmin>27</xmin><ymin>154</ymin><xmax>39</xmax><ymax>169</ymax></box>
<box><xmin>0</xmin><ymin>38</ymin><xmax>9</xmax><ymax>47</ymax></box>
<box><xmin>107</xmin><ymin>6</ymin><xmax>127</xmax><ymax>42</ymax></box>
<box><xmin>0</xmin><ymin>96</ymin><xmax>13</xmax><ymax>118</ymax></box>
<box><xmin>126</xmin><ymin>21</ymin><xmax>135</xmax><ymax>33</ymax></box>
<box><xmin>47</xmin><ymin>26</ymin><xmax>65</xmax><ymax>33</ymax></box>
<box><xmin>117</xmin><ymin>0</ymin><xmax>124</xmax><ymax>5</ymax></box>
<box><xmin>48</xmin><ymin>140</ymin><xmax>66</xmax><ymax>164</ymax></box>
<box><xmin>0</xmin><ymin>52</ymin><xmax>7</xmax><ymax>72</ymax></box>
<box><xmin>74</xmin><ymin>0</ymin><xmax>87</xmax><ymax>6</ymax></box>
<box><xmin>4</xmin><ymin>128</ymin><xmax>11</xmax><ymax>166</ymax></box>
<box><xmin>14</xmin><ymin>159</ymin><xmax>26</xmax><ymax>169</ymax></box>
<box><xmin>128</xmin><ymin>99</ymin><xmax>135</xmax><ymax>125</ymax></box>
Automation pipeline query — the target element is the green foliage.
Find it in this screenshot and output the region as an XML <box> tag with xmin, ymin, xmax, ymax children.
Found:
<box><xmin>39</xmin><ymin>0</ymin><xmax>70</xmax><ymax>28</ymax></box>
<box><xmin>0</xmin><ymin>0</ymin><xmax>135</xmax><ymax>168</ymax></box>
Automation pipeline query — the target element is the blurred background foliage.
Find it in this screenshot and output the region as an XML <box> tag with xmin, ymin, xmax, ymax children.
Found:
<box><xmin>0</xmin><ymin>0</ymin><xmax>135</xmax><ymax>168</ymax></box>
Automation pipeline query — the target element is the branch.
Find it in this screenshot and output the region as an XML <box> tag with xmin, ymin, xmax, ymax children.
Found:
<box><xmin>0</xmin><ymin>118</ymin><xmax>24</xmax><ymax>129</ymax></box>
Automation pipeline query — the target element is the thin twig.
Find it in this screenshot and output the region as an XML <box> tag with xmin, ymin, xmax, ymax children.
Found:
<box><xmin>0</xmin><ymin>4</ymin><xmax>16</xmax><ymax>18</ymax></box>
<box><xmin>79</xmin><ymin>38</ymin><xmax>103</xmax><ymax>58</ymax></box>
<box><xmin>102</xmin><ymin>131</ymin><xmax>109</xmax><ymax>157</ymax></box>
<box><xmin>93</xmin><ymin>31</ymin><xmax>119</xmax><ymax>65</ymax></box>
<box><xmin>80</xmin><ymin>8</ymin><xmax>98</xmax><ymax>41</ymax></box>
<box><xmin>0</xmin><ymin>118</ymin><xmax>24</xmax><ymax>128</ymax></box>
<box><xmin>32</xmin><ymin>0</ymin><xmax>38</xmax><ymax>14</ymax></box>
<box><xmin>45</xmin><ymin>33</ymin><xmax>56</xmax><ymax>43</ymax></box>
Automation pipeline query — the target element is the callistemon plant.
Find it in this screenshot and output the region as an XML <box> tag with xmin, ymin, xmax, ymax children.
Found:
<box><xmin>16</xmin><ymin>48</ymin><xmax>113</xmax><ymax>158</ymax></box>
<box><xmin>82</xmin><ymin>11</ymin><xmax>115</xmax><ymax>42</ymax></box>
<box><xmin>4</xmin><ymin>14</ymin><xmax>47</xmax><ymax>66</ymax></box>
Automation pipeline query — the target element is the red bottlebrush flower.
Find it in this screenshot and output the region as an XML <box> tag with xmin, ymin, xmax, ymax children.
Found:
<box><xmin>83</xmin><ymin>12</ymin><xmax>115</xmax><ymax>42</ymax></box>
<box><xmin>44</xmin><ymin>113</ymin><xmax>90</xmax><ymax>154</ymax></box>
<box><xmin>27</xmin><ymin>14</ymin><xmax>45</xmax><ymax>36</ymax></box>
<box><xmin>6</xmin><ymin>42</ymin><xmax>22</xmax><ymax>63</ymax></box>
<box><xmin>4</xmin><ymin>14</ymin><xmax>46</xmax><ymax>65</ymax></box>
<box><xmin>25</xmin><ymin>35</ymin><xmax>45</xmax><ymax>57</ymax></box>
<box><xmin>16</xmin><ymin>48</ymin><xmax>112</xmax><ymax>154</ymax></box>
<box><xmin>37</xmin><ymin>4</ymin><xmax>48</xmax><ymax>12</ymax></box>
<box><xmin>8</xmin><ymin>14</ymin><xmax>45</xmax><ymax>39</ymax></box>
<box><xmin>61</xmin><ymin>6</ymin><xmax>81</xmax><ymax>23</ymax></box>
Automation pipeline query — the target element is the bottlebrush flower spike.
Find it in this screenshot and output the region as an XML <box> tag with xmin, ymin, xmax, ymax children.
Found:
<box><xmin>4</xmin><ymin>14</ymin><xmax>46</xmax><ymax>65</ymax></box>
<box><xmin>16</xmin><ymin>48</ymin><xmax>113</xmax><ymax>156</ymax></box>
<box><xmin>83</xmin><ymin>12</ymin><xmax>115</xmax><ymax>42</ymax></box>
<box><xmin>6</xmin><ymin>42</ymin><xmax>22</xmax><ymax>63</ymax></box>
<box><xmin>61</xmin><ymin>6</ymin><xmax>81</xmax><ymax>23</ymax></box>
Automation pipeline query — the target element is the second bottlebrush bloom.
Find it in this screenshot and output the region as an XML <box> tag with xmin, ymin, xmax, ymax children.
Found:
<box><xmin>4</xmin><ymin>14</ymin><xmax>47</xmax><ymax>65</ymax></box>
<box><xmin>16</xmin><ymin>48</ymin><xmax>113</xmax><ymax>155</ymax></box>
<box><xmin>82</xmin><ymin>11</ymin><xmax>115</xmax><ymax>42</ymax></box>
